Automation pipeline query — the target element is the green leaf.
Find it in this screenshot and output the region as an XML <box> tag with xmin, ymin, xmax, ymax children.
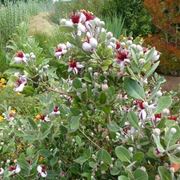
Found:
<box><xmin>155</xmin><ymin>96</ymin><xmax>172</xmax><ymax>113</ymax></box>
<box><xmin>124</xmin><ymin>77</ymin><xmax>145</xmax><ymax>100</ymax></box>
<box><xmin>118</xmin><ymin>175</ymin><xmax>129</xmax><ymax>180</ymax></box>
<box><xmin>99</xmin><ymin>92</ymin><xmax>107</xmax><ymax>104</ymax></box>
<box><xmin>110</xmin><ymin>166</ymin><xmax>121</xmax><ymax>176</ymax></box>
<box><xmin>115</xmin><ymin>146</ymin><xmax>131</xmax><ymax>163</ymax></box>
<box><xmin>145</xmin><ymin>48</ymin><xmax>155</xmax><ymax>62</ymax></box>
<box><xmin>133</xmin><ymin>152</ymin><xmax>144</xmax><ymax>162</ymax></box>
<box><xmin>158</xmin><ymin>166</ymin><xmax>172</xmax><ymax>180</ymax></box>
<box><xmin>152</xmin><ymin>134</ymin><xmax>165</xmax><ymax>152</ymax></box>
<box><xmin>97</xmin><ymin>149</ymin><xmax>112</xmax><ymax>165</ymax></box>
<box><xmin>73</xmin><ymin>78</ymin><xmax>82</xmax><ymax>89</ymax></box>
<box><xmin>164</xmin><ymin>125</ymin><xmax>180</xmax><ymax>146</ymax></box>
<box><xmin>74</xmin><ymin>149</ymin><xmax>91</xmax><ymax>165</ymax></box>
<box><xmin>107</xmin><ymin>121</ymin><xmax>119</xmax><ymax>132</ymax></box>
<box><xmin>127</xmin><ymin>111</ymin><xmax>139</xmax><ymax>129</ymax></box>
<box><xmin>133</xmin><ymin>168</ymin><xmax>148</xmax><ymax>180</ymax></box>
<box><xmin>70</xmin><ymin>116</ymin><xmax>80</xmax><ymax>132</ymax></box>
<box><xmin>102</xmin><ymin>59</ymin><xmax>112</xmax><ymax>71</ymax></box>
<box><xmin>144</xmin><ymin>61</ymin><xmax>160</xmax><ymax>79</ymax></box>
<box><xmin>169</xmin><ymin>154</ymin><xmax>180</xmax><ymax>163</ymax></box>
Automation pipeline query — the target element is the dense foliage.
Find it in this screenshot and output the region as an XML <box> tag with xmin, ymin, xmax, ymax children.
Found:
<box><xmin>102</xmin><ymin>0</ymin><xmax>153</xmax><ymax>36</ymax></box>
<box><xmin>144</xmin><ymin>0</ymin><xmax>180</xmax><ymax>76</ymax></box>
<box><xmin>0</xmin><ymin>10</ymin><xmax>179</xmax><ymax>179</ymax></box>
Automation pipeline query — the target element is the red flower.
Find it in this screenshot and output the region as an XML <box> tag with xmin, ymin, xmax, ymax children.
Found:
<box><xmin>55</xmin><ymin>47</ymin><xmax>62</xmax><ymax>53</ymax></box>
<box><xmin>69</xmin><ymin>60</ymin><xmax>77</xmax><ymax>68</ymax></box>
<box><xmin>71</xmin><ymin>14</ymin><xmax>80</xmax><ymax>24</ymax></box>
<box><xmin>155</xmin><ymin>113</ymin><xmax>161</xmax><ymax>119</ymax></box>
<box><xmin>81</xmin><ymin>10</ymin><xmax>94</xmax><ymax>21</ymax></box>
<box><xmin>116</xmin><ymin>51</ymin><xmax>128</xmax><ymax>62</ymax></box>
<box><xmin>16</xmin><ymin>51</ymin><xmax>24</xmax><ymax>58</ymax></box>
<box><xmin>53</xmin><ymin>106</ymin><xmax>59</xmax><ymax>112</ymax></box>
<box><xmin>135</xmin><ymin>100</ymin><xmax>144</xmax><ymax>109</ymax></box>
<box><xmin>168</xmin><ymin>115</ymin><xmax>177</xmax><ymax>121</ymax></box>
<box><xmin>116</xmin><ymin>41</ymin><xmax>121</xmax><ymax>50</ymax></box>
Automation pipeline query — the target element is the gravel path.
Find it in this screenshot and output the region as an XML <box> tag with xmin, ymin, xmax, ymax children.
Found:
<box><xmin>162</xmin><ymin>76</ymin><xmax>180</xmax><ymax>91</ymax></box>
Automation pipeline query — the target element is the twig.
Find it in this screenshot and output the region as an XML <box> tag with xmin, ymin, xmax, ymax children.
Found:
<box><xmin>79</xmin><ymin>129</ymin><xmax>101</xmax><ymax>149</ymax></box>
<box><xmin>47</xmin><ymin>87</ymin><xmax>71</xmax><ymax>98</ymax></box>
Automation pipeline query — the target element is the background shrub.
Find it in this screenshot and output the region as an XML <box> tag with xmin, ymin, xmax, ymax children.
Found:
<box><xmin>101</xmin><ymin>0</ymin><xmax>154</xmax><ymax>37</ymax></box>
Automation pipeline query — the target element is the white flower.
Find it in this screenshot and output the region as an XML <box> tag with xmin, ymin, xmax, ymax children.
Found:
<box><xmin>37</xmin><ymin>165</ymin><xmax>47</xmax><ymax>178</ymax></box>
<box><xmin>14</xmin><ymin>75</ymin><xmax>27</xmax><ymax>92</ymax></box>
<box><xmin>55</xmin><ymin>43</ymin><xmax>68</xmax><ymax>59</ymax></box>
<box><xmin>14</xmin><ymin>51</ymin><xmax>27</xmax><ymax>63</ymax></box>
<box><xmin>68</xmin><ymin>60</ymin><xmax>84</xmax><ymax>74</ymax></box>
<box><xmin>0</xmin><ymin>168</ymin><xmax>4</xmax><ymax>175</ymax></box>
<box><xmin>8</xmin><ymin>164</ymin><xmax>21</xmax><ymax>174</ymax></box>
<box><xmin>51</xmin><ymin>106</ymin><xmax>60</xmax><ymax>115</ymax></box>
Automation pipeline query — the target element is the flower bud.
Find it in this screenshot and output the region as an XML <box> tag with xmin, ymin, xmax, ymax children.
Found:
<box><xmin>107</xmin><ymin>32</ymin><xmax>113</xmax><ymax>39</ymax></box>
<box><xmin>89</xmin><ymin>37</ymin><xmax>98</xmax><ymax>48</ymax></box>
<box><xmin>156</xmin><ymin>90</ymin><xmax>162</xmax><ymax>97</ymax></box>
<box><xmin>153</xmin><ymin>128</ymin><xmax>161</xmax><ymax>136</ymax></box>
<box><xmin>101</xmin><ymin>83</ymin><xmax>108</xmax><ymax>91</ymax></box>
<box><xmin>170</xmin><ymin>128</ymin><xmax>177</xmax><ymax>134</ymax></box>
<box><xmin>128</xmin><ymin>147</ymin><xmax>134</xmax><ymax>152</ymax></box>
<box><xmin>139</xmin><ymin>58</ymin><xmax>145</xmax><ymax>64</ymax></box>
<box><xmin>162</xmin><ymin>108</ymin><xmax>170</xmax><ymax>115</ymax></box>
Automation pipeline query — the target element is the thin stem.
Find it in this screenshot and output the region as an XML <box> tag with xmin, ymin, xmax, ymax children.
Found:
<box><xmin>79</xmin><ymin>128</ymin><xmax>101</xmax><ymax>149</ymax></box>
<box><xmin>46</xmin><ymin>87</ymin><xmax>71</xmax><ymax>98</ymax></box>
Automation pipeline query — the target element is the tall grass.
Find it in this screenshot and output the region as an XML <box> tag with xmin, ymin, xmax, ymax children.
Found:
<box><xmin>0</xmin><ymin>0</ymin><xmax>53</xmax><ymax>47</ymax></box>
<box><xmin>103</xmin><ymin>14</ymin><xmax>126</xmax><ymax>38</ymax></box>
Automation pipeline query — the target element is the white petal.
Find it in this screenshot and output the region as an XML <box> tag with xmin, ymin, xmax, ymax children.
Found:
<box><xmin>0</xmin><ymin>168</ymin><xmax>4</xmax><ymax>175</ymax></box>
<box><xmin>14</xmin><ymin>57</ymin><xmax>23</xmax><ymax>63</ymax></box>
<box><xmin>77</xmin><ymin>63</ymin><xmax>84</xmax><ymax>69</ymax></box>
<box><xmin>40</xmin><ymin>171</ymin><xmax>47</xmax><ymax>177</ymax></box>
<box><xmin>139</xmin><ymin>109</ymin><xmax>147</xmax><ymax>120</ymax></box>
<box><xmin>37</xmin><ymin>165</ymin><xmax>42</xmax><ymax>173</ymax></box>
<box><xmin>82</xmin><ymin>42</ymin><xmax>92</xmax><ymax>52</ymax></box>
<box><xmin>58</xmin><ymin>43</ymin><xmax>66</xmax><ymax>49</ymax></box>
<box><xmin>15</xmin><ymin>165</ymin><xmax>21</xmax><ymax>173</ymax></box>
<box><xmin>15</xmin><ymin>83</ymin><xmax>25</xmax><ymax>92</ymax></box>
<box><xmin>78</xmin><ymin>23</ymin><xmax>86</xmax><ymax>33</ymax></box>
<box><xmin>65</xmin><ymin>20</ymin><xmax>73</xmax><ymax>27</ymax></box>
<box><xmin>80</xmin><ymin>13</ymin><xmax>86</xmax><ymax>23</ymax></box>
<box><xmin>73</xmin><ymin>68</ymin><xmax>78</xmax><ymax>74</ymax></box>
<box><xmin>55</xmin><ymin>52</ymin><xmax>62</xmax><ymax>57</ymax></box>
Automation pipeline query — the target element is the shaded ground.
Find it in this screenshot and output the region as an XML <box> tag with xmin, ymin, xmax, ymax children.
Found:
<box><xmin>162</xmin><ymin>76</ymin><xmax>180</xmax><ymax>91</ymax></box>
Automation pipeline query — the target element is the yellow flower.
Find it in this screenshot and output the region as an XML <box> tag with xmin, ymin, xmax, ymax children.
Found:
<box><xmin>38</xmin><ymin>156</ymin><xmax>45</xmax><ymax>163</ymax></box>
<box><xmin>0</xmin><ymin>78</ymin><xmax>6</xmax><ymax>89</ymax></box>
<box><xmin>0</xmin><ymin>78</ymin><xmax>6</xmax><ymax>84</ymax></box>
<box><xmin>35</xmin><ymin>114</ymin><xmax>42</xmax><ymax>122</ymax></box>
<box><xmin>0</xmin><ymin>115</ymin><xmax>4</xmax><ymax>122</ymax></box>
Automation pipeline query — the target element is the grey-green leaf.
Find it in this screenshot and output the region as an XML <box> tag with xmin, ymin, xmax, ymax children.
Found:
<box><xmin>124</xmin><ymin>77</ymin><xmax>145</xmax><ymax>100</ymax></box>
<box><xmin>115</xmin><ymin>146</ymin><xmax>131</xmax><ymax>163</ymax></box>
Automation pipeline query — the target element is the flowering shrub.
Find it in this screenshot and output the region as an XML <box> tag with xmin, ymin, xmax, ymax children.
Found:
<box><xmin>0</xmin><ymin>10</ymin><xmax>179</xmax><ymax>179</ymax></box>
